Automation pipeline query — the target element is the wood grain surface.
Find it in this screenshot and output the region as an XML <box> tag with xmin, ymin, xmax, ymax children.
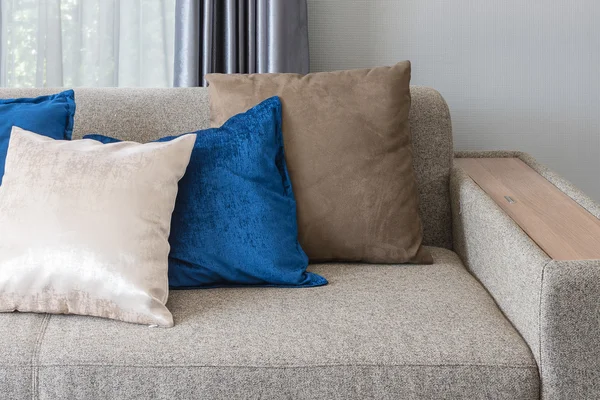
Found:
<box><xmin>455</xmin><ymin>157</ymin><xmax>600</xmax><ymax>260</ymax></box>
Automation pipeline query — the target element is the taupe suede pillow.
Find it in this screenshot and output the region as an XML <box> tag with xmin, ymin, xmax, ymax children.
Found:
<box><xmin>207</xmin><ymin>61</ymin><xmax>431</xmax><ymax>264</ymax></box>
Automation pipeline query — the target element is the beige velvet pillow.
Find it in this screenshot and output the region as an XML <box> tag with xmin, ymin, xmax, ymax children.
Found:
<box><xmin>0</xmin><ymin>127</ymin><xmax>196</xmax><ymax>327</ymax></box>
<box><xmin>207</xmin><ymin>61</ymin><xmax>431</xmax><ymax>264</ymax></box>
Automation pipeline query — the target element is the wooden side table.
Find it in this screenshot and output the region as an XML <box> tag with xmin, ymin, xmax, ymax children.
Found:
<box><xmin>455</xmin><ymin>157</ymin><xmax>600</xmax><ymax>260</ymax></box>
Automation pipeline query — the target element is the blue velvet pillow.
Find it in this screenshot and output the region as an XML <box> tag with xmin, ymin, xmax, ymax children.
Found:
<box><xmin>85</xmin><ymin>97</ymin><xmax>326</xmax><ymax>288</ymax></box>
<box><xmin>0</xmin><ymin>90</ymin><xmax>75</xmax><ymax>184</ymax></box>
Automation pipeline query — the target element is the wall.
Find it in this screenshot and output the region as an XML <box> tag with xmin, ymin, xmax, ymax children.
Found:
<box><xmin>308</xmin><ymin>0</ymin><xmax>600</xmax><ymax>200</ymax></box>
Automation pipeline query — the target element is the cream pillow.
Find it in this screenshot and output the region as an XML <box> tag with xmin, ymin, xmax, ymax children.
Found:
<box><xmin>0</xmin><ymin>127</ymin><xmax>196</xmax><ymax>327</ymax></box>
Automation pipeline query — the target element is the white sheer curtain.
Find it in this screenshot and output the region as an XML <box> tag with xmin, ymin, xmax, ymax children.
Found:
<box><xmin>0</xmin><ymin>0</ymin><xmax>175</xmax><ymax>87</ymax></box>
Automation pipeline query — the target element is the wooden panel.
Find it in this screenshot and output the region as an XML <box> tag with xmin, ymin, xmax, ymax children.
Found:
<box><xmin>455</xmin><ymin>157</ymin><xmax>600</xmax><ymax>260</ymax></box>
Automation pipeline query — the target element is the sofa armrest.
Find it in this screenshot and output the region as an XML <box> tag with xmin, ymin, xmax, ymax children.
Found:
<box><xmin>451</xmin><ymin>153</ymin><xmax>600</xmax><ymax>399</ymax></box>
<box><xmin>454</xmin><ymin>150</ymin><xmax>600</xmax><ymax>220</ymax></box>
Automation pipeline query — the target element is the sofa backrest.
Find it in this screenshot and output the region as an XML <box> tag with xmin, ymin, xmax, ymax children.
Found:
<box><xmin>0</xmin><ymin>86</ymin><xmax>453</xmax><ymax>249</ymax></box>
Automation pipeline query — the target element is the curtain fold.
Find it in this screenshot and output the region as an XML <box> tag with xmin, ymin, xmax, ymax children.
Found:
<box><xmin>174</xmin><ymin>0</ymin><xmax>309</xmax><ymax>87</ymax></box>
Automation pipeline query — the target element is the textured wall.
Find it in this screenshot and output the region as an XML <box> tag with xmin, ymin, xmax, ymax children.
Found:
<box><xmin>308</xmin><ymin>0</ymin><xmax>600</xmax><ymax>200</ymax></box>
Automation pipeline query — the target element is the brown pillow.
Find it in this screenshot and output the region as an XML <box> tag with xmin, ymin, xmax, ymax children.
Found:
<box><xmin>206</xmin><ymin>61</ymin><xmax>431</xmax><ymax>264</ymax></box>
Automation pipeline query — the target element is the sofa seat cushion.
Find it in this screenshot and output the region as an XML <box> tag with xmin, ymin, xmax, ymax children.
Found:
<box><xmin>8</xmin><ymin>247</ymin><xmax>538</xmax><ymax>399</ymax></box>
<box><xmin>0</xmin><ymin>313</ymin><xmax>47</xmax><ymax>400</ymax></box>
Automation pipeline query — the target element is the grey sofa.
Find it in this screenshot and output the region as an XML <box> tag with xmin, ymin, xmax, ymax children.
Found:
<box><xmin>0</xmin><ymin>87</ymin><xmax>598</xmax><ymax>400</ymax></box>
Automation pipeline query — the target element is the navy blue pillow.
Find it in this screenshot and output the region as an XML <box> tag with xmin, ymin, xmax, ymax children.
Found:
<box><xmin>85</xmin><ymin>97</ymin><xmax>326</xmax><ymax>289</ymax></box>
<box><xmin>0</xmin><ymin>90</ymin><xmax>75</xmax><ymax>184</ymax></box>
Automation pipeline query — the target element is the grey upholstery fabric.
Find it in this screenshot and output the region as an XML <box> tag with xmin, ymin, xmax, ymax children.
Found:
<box><xmin>541</xmin><ymin>260</ymin><xmax>600</xmax><ymax>399</ymax></box>
<box><xmin>0</xmin><ymin>88</ymin><xmax>211</xmax><ymax>142</ymax></box>
<box><xmin>38</xmin><ymin>365</ymin><xmax>536</xmax><ymax>400</ymax></box>
<box><xmin>0</xmin><ymin>313</ymin><xmax>48</xmax><ymax>400</ymax></box>
<box><xmin>27</xmin><ymin>248</ymin><xmax>537</xmax><ymax>399</ymax></box>
<box><xmin>451</xmin><ymin>166</ymin><xmax>551</xmax><ymax>365</ymax></box>
<box><xmin>0</xmin><ymin>86</ymin><xmax>454</xmax><ymax>250</ymax></box>
<box><xmin>410</xmin><ymin>87</ymin><xmax>454</xmax><ymax>249</ymax></box>
<box><xmin>451</xmin><ymin>164</ymin><xmax>600</xmax><ymax>399</ymax></box>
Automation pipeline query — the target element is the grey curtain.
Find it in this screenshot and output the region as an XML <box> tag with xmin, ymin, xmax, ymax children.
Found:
<box><xmin>174</xmin><ymin>0</ymin><xmax>309</xmax><ymax>87</ymax></box>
